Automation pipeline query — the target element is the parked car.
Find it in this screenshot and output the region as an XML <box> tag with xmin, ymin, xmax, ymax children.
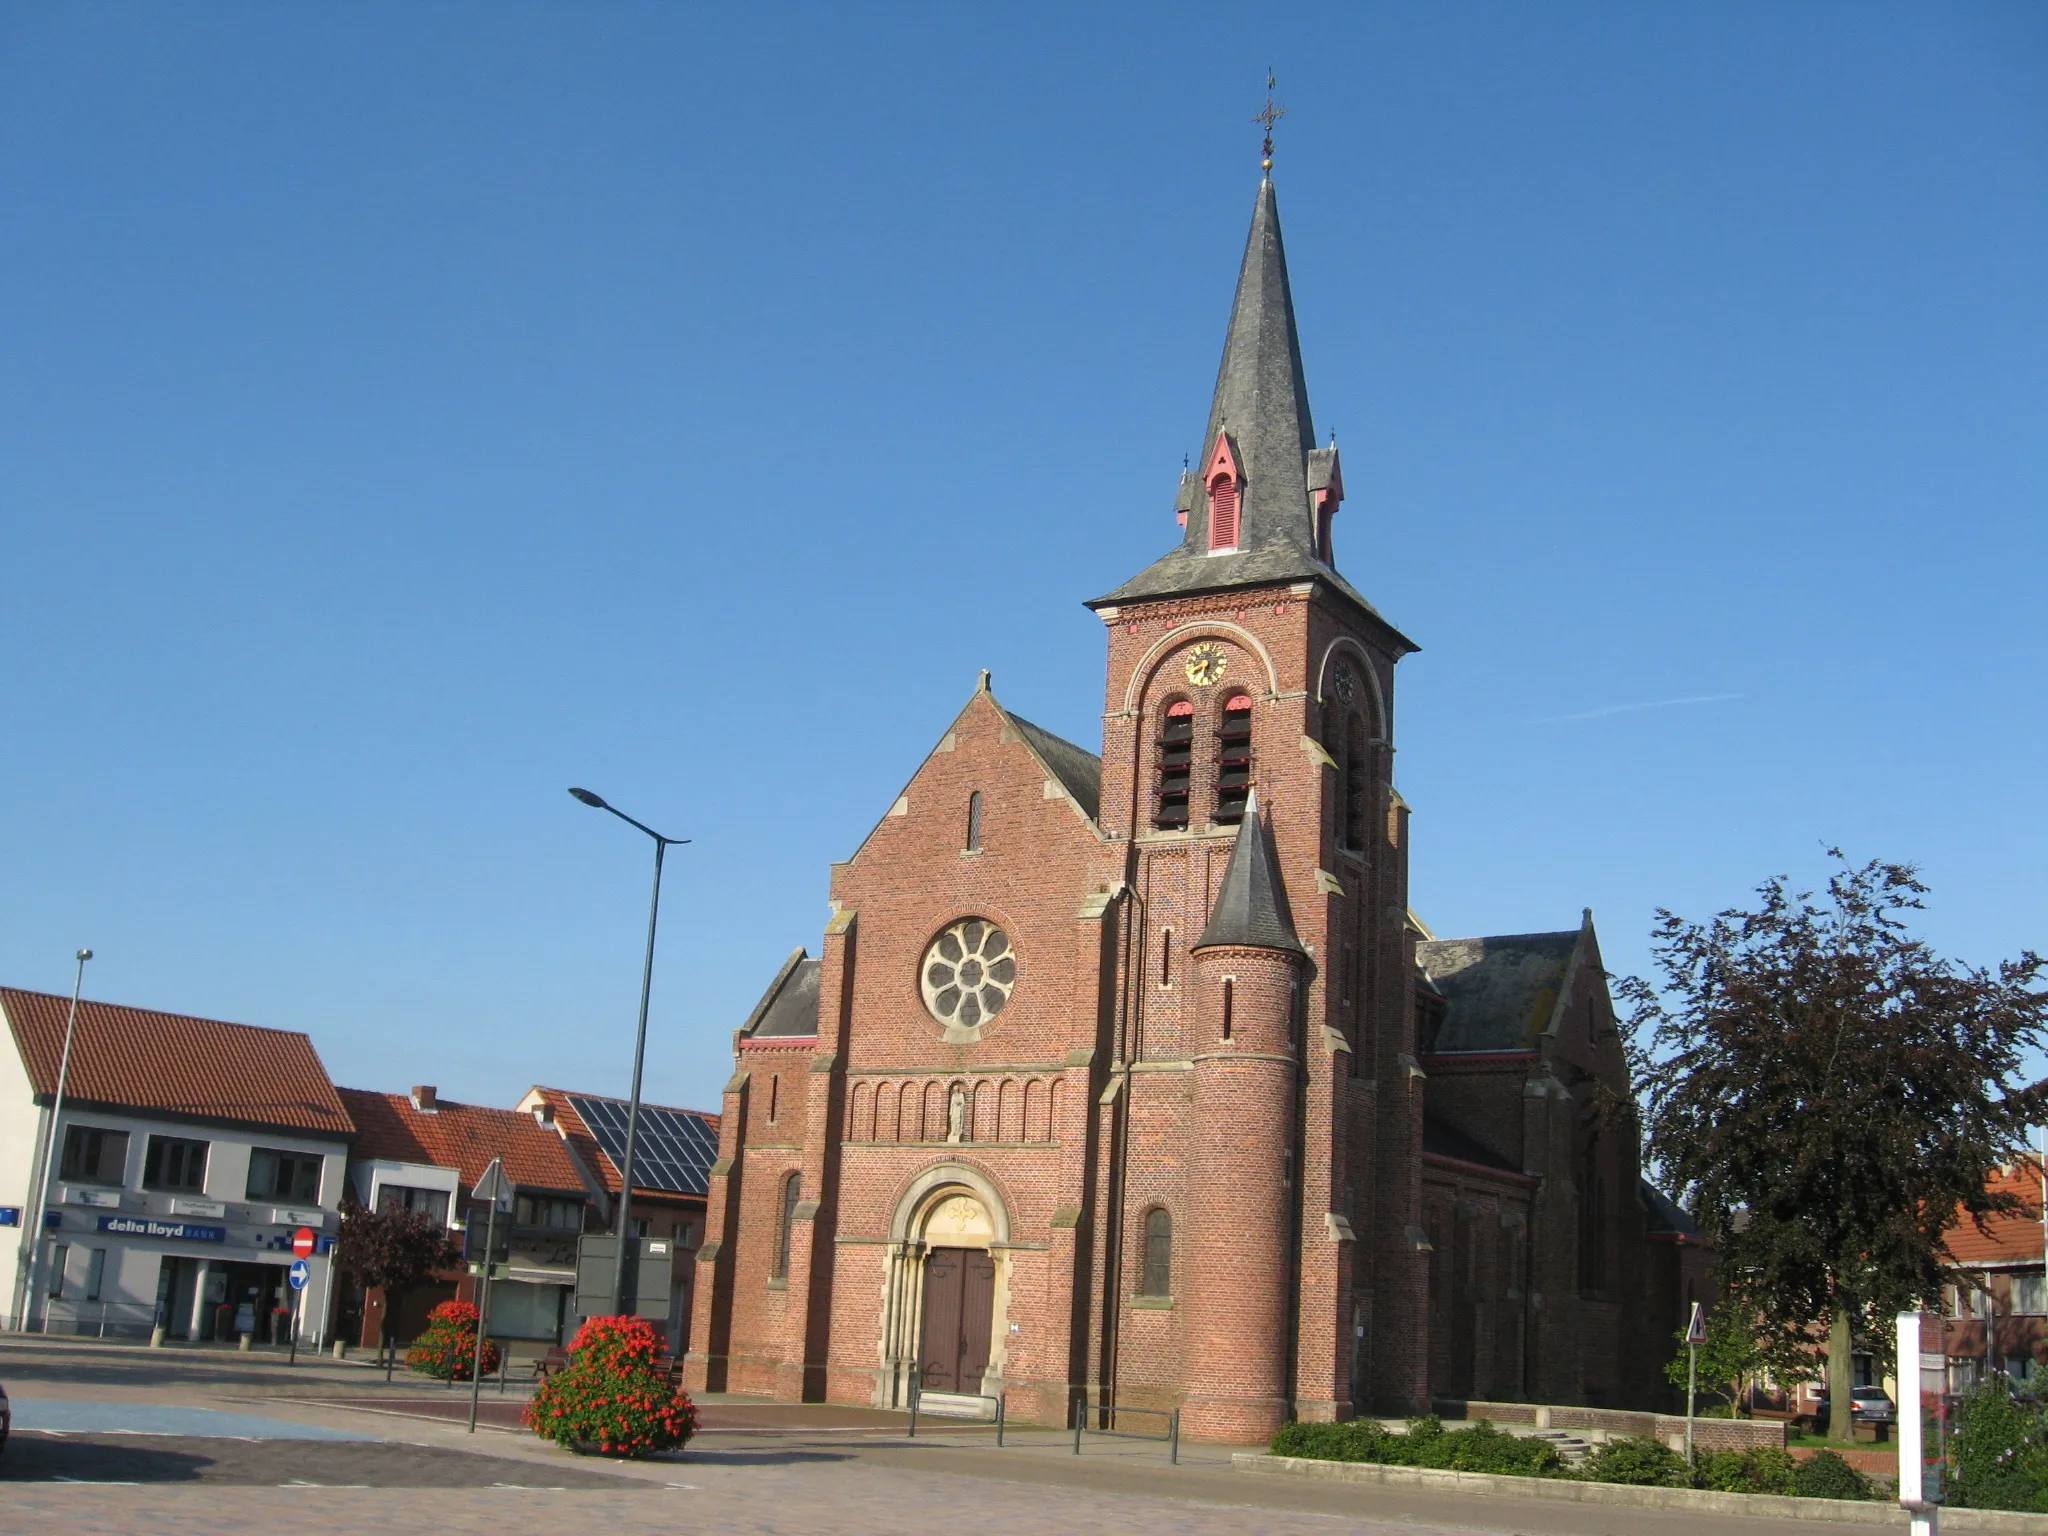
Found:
<box><xmin>1814</xmin><ymin>1387</ymin><xmax>1897</xmax><ymax>1430</ymax></box>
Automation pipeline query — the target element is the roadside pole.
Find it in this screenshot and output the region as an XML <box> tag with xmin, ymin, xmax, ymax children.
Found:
<box><xmin>1898</xmin><ymin>1310</ymin><xmax>1940</xmax><ymax>1536</ymax></box>
<box><xmin>1684</xmin><ymin>1301</ymin><xmax>1706</xmax><ymax>1466</ymax></box>
<box><xmin>468</xmin><ymin>1158</ymin><xmax>510</xmax><ymax>1433</ymax></box>
<box><xmin>287</xmin><ymin>1258</ymin><xmax>310</xmax><ymax>1365</ymax></box>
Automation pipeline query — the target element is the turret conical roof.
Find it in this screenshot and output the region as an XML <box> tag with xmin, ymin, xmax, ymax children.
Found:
<box><xmin>1193</xmin><ymin>800</ymin><xmax>1305</xmax><ymax>955</ymax></box>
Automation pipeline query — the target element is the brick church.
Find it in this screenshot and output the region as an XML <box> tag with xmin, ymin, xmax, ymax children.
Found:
<box><xmin>684</xmin><ymin>168</ymin><xmax>1710</xmax><ymax>1440</ymax></box>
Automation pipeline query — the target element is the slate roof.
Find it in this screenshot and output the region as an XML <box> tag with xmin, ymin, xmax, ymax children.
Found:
<box><xmin>1089</xmin><ymin>176</ymin><xmax>1407</xmax><ymax>642</ymax></box>
<box><xmin>1193</xmin><ymin>803</ymin><xmax>1305</xmax><ymax>955</ymax></box>
<box><xmin>741</xmin><ymin>949</ymin><xmax>822</xmax><ymax>1038</ymax></box>
<box><xmin>2</xmin><ymin>985</ymin><xmax>353</xmax><ymax>1138</ymax></box>
<box><xmin>1006</xmin><ymin>710</ymin><xmax>1103</xmax><ymax>821</ymax></box>
<box><xmin>1415</xmin><ymin>930</ymin><xmax>1582</xmax><ymax>1052</ymax></box>
<box><xmin>1641</xmin><ymin>1180</ymin><xmax>1704</xmax><ymax>1240</ymax></box>
<box><xmin>338</xmin><ymin>1087</ymin><xmax>586</xmax><ymax>1193</ymax></box>
<box><xmin>1422</xmin><ymin>1114</ymin><xmax>1521</xmax><ymax>1177</ymax></box>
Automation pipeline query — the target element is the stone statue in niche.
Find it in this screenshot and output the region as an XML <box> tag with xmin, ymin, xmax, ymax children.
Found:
<box><xmin>947</xmin><ymin>1085</ymin><xmax>967</xmax><ymax>1143</ymax></box>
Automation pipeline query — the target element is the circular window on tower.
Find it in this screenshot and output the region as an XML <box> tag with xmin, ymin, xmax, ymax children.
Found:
<box><xmin>920</xmin><ymin>918</ymin><xmax>1016</xmax><ymax>1032</ymax></box>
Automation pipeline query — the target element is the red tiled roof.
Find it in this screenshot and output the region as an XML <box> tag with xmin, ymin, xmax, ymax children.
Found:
<box><xmin>2</xmin><ymin>986</ymin><xmax>353</xmax><ymax>1137</ymax></box>
<box><xmin>528</xmin><ymin>1085</ymin><xmax>718</xmax><ymax>1201</ymax></box>
<box><xmin>1947</xmin><ymin>1161</ymin><xmax>2048</xmax><ymax>1266</ymax></box>
<box><xmin>337</xmin><ymin>1088</ymin><xmax>587</xmax><ymax>1195</ymax></box>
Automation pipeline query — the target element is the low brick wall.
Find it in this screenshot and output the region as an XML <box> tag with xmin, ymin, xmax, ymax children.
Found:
<box><xmin>1453</xmin><ymin>1399</ymin><xmax>1786</xmax><ymax>1453</ymax></box>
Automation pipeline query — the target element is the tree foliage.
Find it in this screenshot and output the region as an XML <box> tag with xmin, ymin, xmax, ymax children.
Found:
<box><xmin>332</xmin><ymin>1196</ymin><xmax>460</xmax><ymax>1353</ymax></box>
<box><xmin>1663</xmin><ymin>1303</ymin><xmax>1814</xmax><ymax>1413</ymax></box>
<box><xmin>1621</xmin><ymin>853</ymin><xmax>2048</xmax><ymax>1441</ymax></box>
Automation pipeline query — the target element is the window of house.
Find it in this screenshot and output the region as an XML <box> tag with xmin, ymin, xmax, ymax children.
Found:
<box><xmin>60</xmin><ymin>1125</ymin><xmax>129</xmax><ymax>1185</ymax></box>
<box><xmin>514</xmin><ymin>1194</ymin><xmax>585</xmax><ymax>1230</ymax></box>
<box><xmin>85</xmin><ymin>1248</ymin><xmax>107</xmax><ymax>1302</ymax></box>
<box><xmin>49</xmin><ymin>1244</ymin><xmax>69</xmax><ymax>1299</ymax></box>
<box><xmin>1215</xmin><ymin>693</ymin><xmax>1253</xmax><ymax>823</ymax></box>
<box><xmin>965</xmin><ymin>791</ymin><xmax>983</xmax><ymax>852</ymax></box>
<box><xmin>1139</xmin><ymin>1208</ymin><xmax>1172</xmax><ymax>1297</ymax></box>
<box><xmin>2016</xmin><ymin>1274</ymin><xmax>2048</xmax><ymax>1314</ymax></box>
<box><xmin>378</xmin><ymin>1184</ymin><xmax>451</xmax><ymax>1224</ymax></box>
<box><xmin>246</xmin><ymin>1147</ymin><xmax>321</xmax><ymax>1203</ymax></box>
<box><xmin>630</xmin><ymin>1216</ymin><xmax>652</xmax><ymax>1237</ymax></box>
<box><xmin>675</xmin><ymin>1218</ymin><xmax>698</xmax><ymax>1246</ymax></box>
<box><xmin>1154</xmin><ymin>701</ymin><xmax>1194</xmax><ymax>829</ymax></box>
<box><xmin>143</xmin><ymin>1135</ymin><xmax>210</xmax><ymax>1194</ymax></box>
<box><xmin>773</xmin><ymin>1172</ymin><xmax>802</xmax><ymax>1280</ymax></box>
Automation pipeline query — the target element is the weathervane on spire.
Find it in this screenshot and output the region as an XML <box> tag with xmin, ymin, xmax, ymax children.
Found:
<box><xmin>1255</xmin><ymin>70</ymin><xmax>1285</xmax><ymax>172</ymax></box>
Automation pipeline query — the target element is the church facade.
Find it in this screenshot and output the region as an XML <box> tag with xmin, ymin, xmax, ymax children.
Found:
<box><xmin>683</xmin><ymin>173</ymin><xmax>1709</xmax><ymax>1440</ymax></box>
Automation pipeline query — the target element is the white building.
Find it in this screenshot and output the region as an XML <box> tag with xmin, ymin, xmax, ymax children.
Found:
<box><xmin>2</xmin><ymin>985</ymin><xmax>353</xmax><ymax>1344</ymax></box>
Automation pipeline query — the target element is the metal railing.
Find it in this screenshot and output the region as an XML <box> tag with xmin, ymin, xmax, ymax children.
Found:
<box><xmin>905</xmin><ymin>1363</ymin><xmax>1008</xmax><ymax>1445</ymax></box>
<box><xmin>32</xmin><ymin>1299</ymin><xmax>159</xmax><ymax>1339</ymax></box>
<box><xmin>1073</xmin><ymin>1398</ymin><xmax>1180</xmax><ymax>1464</ymax></box>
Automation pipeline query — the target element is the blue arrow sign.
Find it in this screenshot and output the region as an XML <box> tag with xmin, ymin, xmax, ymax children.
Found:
<box><xmin>288</xmin><ymin>1259</ymin><xmax>310</xmax><ymax>1291</ymax></box>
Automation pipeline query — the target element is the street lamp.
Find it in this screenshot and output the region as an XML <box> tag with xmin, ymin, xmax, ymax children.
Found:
<box><xmin>568</xmin><ymin>787</ymin><xmax>689</xmax><ymax>1319</ymax></box>
<box><xmin>20</xmin><ymin>948</ymin><xmax>92</xmax><ymax>1333</ymax></box>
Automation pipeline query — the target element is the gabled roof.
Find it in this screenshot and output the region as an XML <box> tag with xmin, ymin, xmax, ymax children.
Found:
<box><xmin>741</xmin><ymin>949</ymin><xmax>822</xmax><ymax>1039</ymax></box>
<box><xmin>1006</xmin><ymin>711</ymin><xmax>1102</xmax><ymax>821</ymax></box>
<box><xmin>337</xmin><ymin>1087</ymin><xmax>586</xmax><ymax>1194</ymax></box>
<box><xmin>1422</xmin><ymin>1114</ymin><xmax>1520</xmax><ymax>1177</ymax></box>
<box><xmin>2</xmin><ymin>985</ymin><xmax>353</xmax><ymax>1138</ymax></box>
<box><xmin>1089</xmin><ymin>176</ymin><xmax>1408</xmax><ymax>644</ymax></box>
<box><xmin>1193</xmin><ymin>802</ymin><xmax>1305</xmax><ymax>955</ymax></box>
<box><xmin>1641</xmin><ymin>1180</ymin><xmax>1703</xmax><ymax>1240</ymax></box>
<box><xmin>1945</xmin><ymin>1161</ymin><xmax>2048</xmax><ymax>1267</ymax></box>
<box><xmin>1415</xmin><ymin>928</ymin><xmax>1583</xmax><ymax>1053</ymax></box>
<box><xmin>526</xmin><ymin>1085</ymin><xmax>719</xmax><ymax>1201</ymax></box>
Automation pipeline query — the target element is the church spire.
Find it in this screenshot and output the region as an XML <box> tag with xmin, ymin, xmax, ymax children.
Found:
<box><xmin>1090</xmin><ymin>175</ymin><xmax>1379</xmax><ymax>621</ymax></box>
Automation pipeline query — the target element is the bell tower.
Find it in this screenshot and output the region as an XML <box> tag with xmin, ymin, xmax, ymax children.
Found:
<box><xmin>1088</xmin><ymin>169</ymin><xmax>1432</xmax><ymax>1418</ymax></box>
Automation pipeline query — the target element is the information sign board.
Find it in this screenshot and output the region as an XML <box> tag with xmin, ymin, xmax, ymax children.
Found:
<box><xmin>288</xmin><ymin>1259</ymin><xmax>310</xmax><ymax>1290</ymax></box>
<box><xmin>96</xmin><ymin>1215</ymin><xmax>225</xmax><ymax>1243</ymax></box>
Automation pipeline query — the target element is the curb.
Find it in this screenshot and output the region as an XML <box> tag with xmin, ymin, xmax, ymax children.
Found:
<box><xmin>1233</xmin><ymin>1453</ymin><xmax>2048</xmax><ymax>1531</ymax></box>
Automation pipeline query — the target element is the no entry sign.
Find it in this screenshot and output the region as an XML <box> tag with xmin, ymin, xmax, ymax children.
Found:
<box><xmin>292</xmin><ymin>1226</ymin><xmax>317</xmax><ymax>1258</ymax></box>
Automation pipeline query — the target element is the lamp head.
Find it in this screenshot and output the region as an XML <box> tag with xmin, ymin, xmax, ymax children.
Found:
<box><xmin>568</xmin><ymin>787</ymin><xmax>608</xmax><ymax>810</ymax></box>
<box><xmin>76</xmin><ymin>949</ymin><xmax>92</xmax><ymax>963</ymax></box>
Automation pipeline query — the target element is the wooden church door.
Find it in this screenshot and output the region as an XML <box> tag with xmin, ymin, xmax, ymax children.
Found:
<box><xmin>919</xmin><ymin>1248</ymin><xmax>995</xmax><ymax>1393</ymax></box>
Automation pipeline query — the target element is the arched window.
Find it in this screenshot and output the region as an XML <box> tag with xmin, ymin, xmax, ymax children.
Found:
<box><xmin>1215</xmin><ymin>693</ymin><xmax>1253</xmax><ymax>824</ymax></box>
<box><xmin>1344</xmin><ymin>712</ymin><xmax>1370</xmax><ymax>850</ymax></box>
<box><xmin>1140</xmin><ymin>1207</ymin><xmax>1172</xmax><ymax>1297</ymax></box>
<box><xmin>964</xmin><ymin>791</ymin><xmax>983</xmax><ymax>852</ymax></box>
<box><xmin>1221</xmin><ymin>977</ymin><xmax>1235</xmax><ymax>1041</ymax></box>
<box><xmin>773</xmin><ymin>1171</ymin><xmax>802</xmax><ymax>1280</ymax></box>
<box><xmin>1153</xmin><ymin>700</ymin><xmax>1194</xmax><ymax>829</ymax></box>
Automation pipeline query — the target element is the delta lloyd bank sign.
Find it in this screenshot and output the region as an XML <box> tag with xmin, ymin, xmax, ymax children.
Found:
<box><xmin>96</xmin><ymin>1214</ymin><xmax>227</xmax><ymax>1244</ymax></box>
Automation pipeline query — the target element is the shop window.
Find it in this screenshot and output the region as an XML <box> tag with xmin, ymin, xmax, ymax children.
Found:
<box><xmin>1215</xmin><ymin>693</ymin><xmax>1253</xmax><ymax>824</ymax></box>
<box><xmin>60</xmin><ymin>1125</ymin><xmax>129</xmax><ymax>1185</ymax></box>
<box><xmin>143</xmin><ymin>1135</ymin><xmax>210</xmax><ymax>1194</ymax></box>
<box><xmin>1139</xmin><ymin>1208</ymin><xmax>1172</xmax><ymax>1297</ymax></box>
<box><xmin>378</xmin><ymin>1184</ymin><xmax>451</xmax><ymax>1224</ymax></box>
<box><xmin>49</xmin><ymin>1244</ymin><xmax>69</xmax><ymax>1299</ymax></box>
<box><xmin>1154</xmin><ymin>700</ymin><xmax>1194</xmax><ymax>829</ymax></box>
<box><xmin>247</xmin><ymin>1147</ymin><xmax>321</xmax><ymax>1203</ymax></box>
<box><xmin>85</xmin><ymin>1248</ymin><xmax>107</xmax><ymax>1302</ymax></box>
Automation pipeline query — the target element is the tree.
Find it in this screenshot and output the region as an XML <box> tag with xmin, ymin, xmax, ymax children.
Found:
<box><xmin>1622</xmin><ymin>853</ymin><xmax>2048</xmax><ymax>1444</ymax></box>
<box><xmin>331</xmin><ymin>1197</ymin><xmax>460</xmax><ymax>1373</ymax></box>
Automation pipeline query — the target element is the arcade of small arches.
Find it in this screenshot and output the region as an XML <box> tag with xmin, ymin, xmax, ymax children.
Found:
<box><xmin>845</xmin><ymin>1076</ymin><xmax>1065</xmax><ymax>1146</ymax></box>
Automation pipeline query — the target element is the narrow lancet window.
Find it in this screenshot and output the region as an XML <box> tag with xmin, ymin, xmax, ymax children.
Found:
<box><xmin>1140</xmin><ymin>1207</ymin><xmax>1172</xmax><ymax>1297</ymax></box>
<box><xmin>1154</xmin><ymin>700</ymin><xmax>1194</xmax><ymax>829</ymax></box>
<box><xmin>965</xmin><ymin>791</ymin><xmax>983</xmax><ymax>852</ymax></box>
<box><xmin>1215</xmin><ymin>693</ymin><xmax>1254</xmax><ymax>824</ymax></box>
<box><xmin>773</xmin><ymin>1171</ymin><xmax>801</xmax><ymax>1280</ymax></box>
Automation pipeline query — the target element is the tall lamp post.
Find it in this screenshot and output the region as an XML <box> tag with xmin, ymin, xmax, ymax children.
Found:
<box><xmin>20</xmin><ymin>948</ymin><xmax>92</xmax><ymax>1333</ymax></box>
<box><xmin>568</xmin><ymin>788</ymin><xmax>688</xmax><ymax>1318</ymax></box>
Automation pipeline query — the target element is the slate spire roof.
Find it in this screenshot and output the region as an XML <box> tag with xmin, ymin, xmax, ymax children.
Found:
<box><xmin>1091</xmin><ymin>176</ymin><xmax>1393</xmax><ymax>629</ymax></box>
<box><xmin>1193</xmin><ymin>797</ymin><xmax>1305</xmax><ymax>955</ymax></box>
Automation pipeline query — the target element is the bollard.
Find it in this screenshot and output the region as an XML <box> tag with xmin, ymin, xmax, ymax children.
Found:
<box><xmin>996</xmin><ymin>1393</ymin><xmax>1005</xmax><ymax>1447</ymax></box>
<box><xmin>907</xmin><ymin>1363</ymin><xmax>921</xmax><ymax>1438</ymax></box>
<box><xmin>148</xmin><ymin>1325</ymin><xmax>166</xmax><ymax>1349</ymax></box>
<box><xmin>1169</xmin><ymin>1408</ymin><xmax>1179</xmax><ymax>1465</ymax></box>
<box><xmin>1073</xmin><ymin>1398</ymin><xmax>1083</xmax><ymax>1455</ymax></box>
<box><xmin>332</xmin><ymin>1338</ymin><xmax>347</xmax><ymax>1360</ymax></box>
<box><xmin>238</xmin><ymin>1332</ymin><xmax>252</xmax><ymax>1352</ymax></box>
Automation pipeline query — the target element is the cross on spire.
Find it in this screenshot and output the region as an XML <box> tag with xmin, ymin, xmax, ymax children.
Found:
<box><xmin>1255</xmin><ymin>71</ymin><xmax>1285</xmax><ymax>172</ymax></box>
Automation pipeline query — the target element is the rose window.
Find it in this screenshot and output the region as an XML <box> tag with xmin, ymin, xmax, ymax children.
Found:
<box><xmin>921</xmin><ymin>919</ymin><xmax>1016</xmax><ymax>1030</ymax></box>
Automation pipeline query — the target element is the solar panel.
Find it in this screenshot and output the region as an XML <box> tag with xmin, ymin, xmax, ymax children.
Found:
<box><xmin>566</xmin><ymin>1094</ymin><xmax>718</xmax><ymax>1197</ymax></box>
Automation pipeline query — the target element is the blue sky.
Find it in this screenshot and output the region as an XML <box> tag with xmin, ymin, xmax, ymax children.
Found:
<box><xmin>2</xmin><ymin>3</ymin><xmax>2042</xmax><ymax>1113</ymax></box>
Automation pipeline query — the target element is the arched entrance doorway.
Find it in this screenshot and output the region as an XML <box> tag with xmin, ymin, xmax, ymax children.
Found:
<box><xmin>875</xmin><ymin>1166</ymin><xmax>1011</xmax><ymax>1408</ymax></box>
<box><xmin>917</xmin><ymin>1191</ymin><xmax>995</xmax><ymax>1395</ymax></box>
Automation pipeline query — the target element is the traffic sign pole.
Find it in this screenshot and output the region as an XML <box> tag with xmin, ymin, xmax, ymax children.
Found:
<box><xmin>468</xmin><ymin>1158</ymin><xmax>510</xmax><ymax>1434</ymax></box>
<box><xmin>1684</xmin><ymin>1301</ymin><xmax>1707</xmax><ymax>1466</ymax></box>
<box><xmin>286</xmin><ymin>1257</ymin><xmax>312</xmax><ymax>1366</ymax></box>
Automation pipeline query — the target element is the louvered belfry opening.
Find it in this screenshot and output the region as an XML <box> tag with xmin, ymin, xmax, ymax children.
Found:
<box><xmin>1207</xmin><ymin>473</ymin><xmax>1240</xmax><ymax>551</ymax></box>
<box><xmin>1214</xmin><ymin>693</ymin><xmax>1254</xmax><ymax>824</ymax></box>
<box><xmin>1154</xmin><ymin>699</ymin><xmax>1195</xmax><ymax>829</ymax></box>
